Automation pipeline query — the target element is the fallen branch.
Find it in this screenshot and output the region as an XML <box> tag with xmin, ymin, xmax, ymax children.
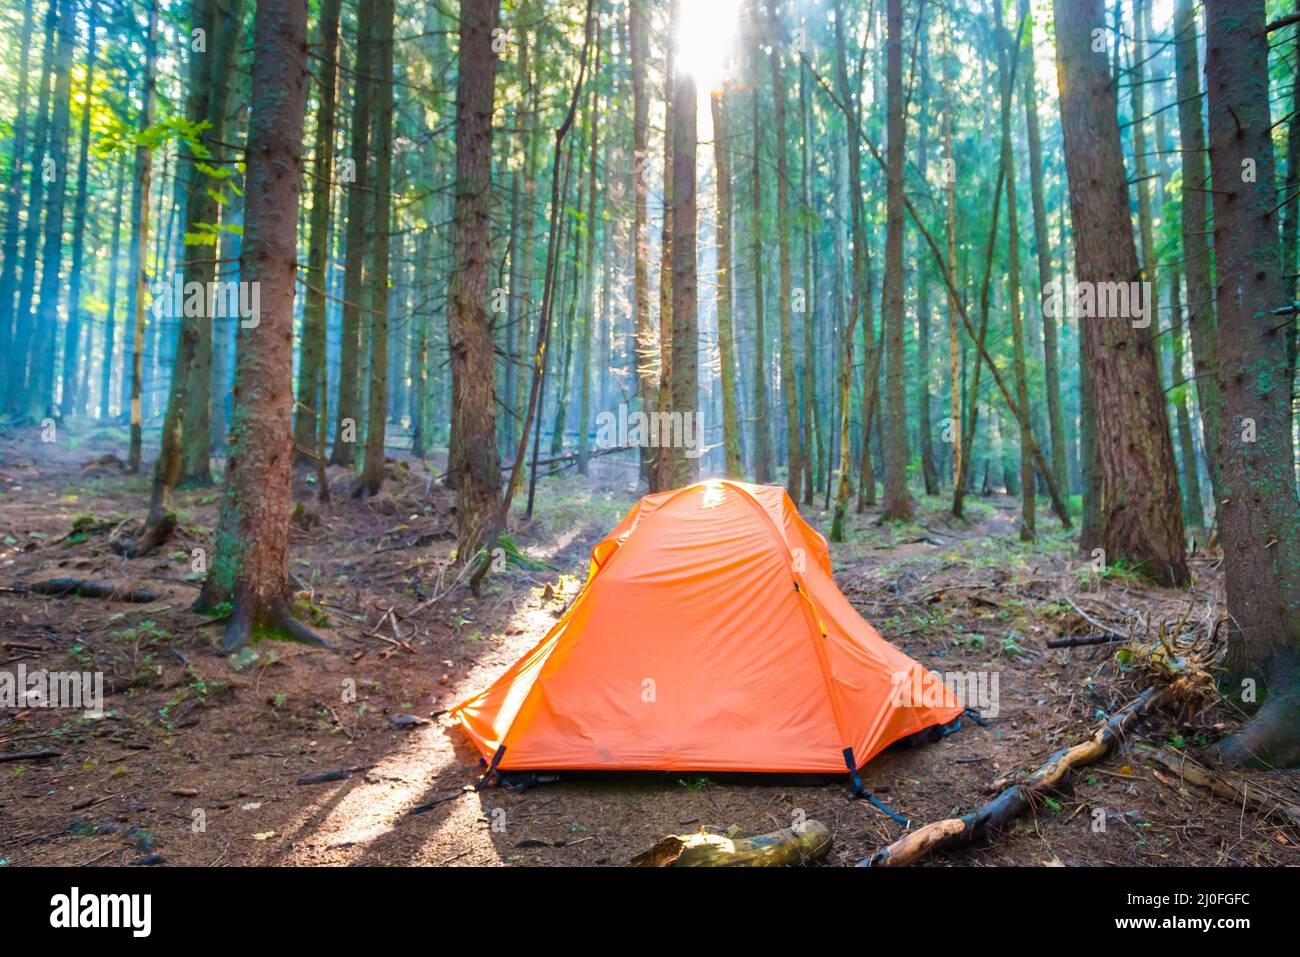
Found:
<box><xmin>0</xmin><ymin>751</ymin><xmax>62</xmax><ymax>763</ymax></box>
<box><xmin>1046</xmin><ymin>633</ymin><xmax>1128</xmax><ymax>648</ymax></box>
<box><xmin>862</xmin><ymin>687</ymin><xmax>1169</xmax><ymax>867</ymax></box>
<box><xmin>295</xmin><ymin>765</ymin><xmax>372</xmax><ymax>786</ymax></box>
<box><xmin>631</xmin><ymin>820</ymin><xmax>832</xmax><ymax>867</ymax></box>
<box><xmin>1062</xmin><ymin>594</ymin><xmax>1131</xmax><ymax>639</ymax></box>
<box><xmin>1145</xmin><ymin>748</ymin><xmax>1300</xmax><ymax>828</ymax></box>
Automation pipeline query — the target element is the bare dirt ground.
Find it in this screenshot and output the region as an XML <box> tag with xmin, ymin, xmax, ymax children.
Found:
<box><xmin>2</xmin><ymin>424</ymin><xmax>1297</xmax><ymax>867</ymax></box>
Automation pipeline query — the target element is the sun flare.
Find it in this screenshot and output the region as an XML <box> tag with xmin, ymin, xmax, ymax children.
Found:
<box><xmin>675</xmin><ymin>0</ymin><xmax>744</xmax><ymax>90</ymax></box>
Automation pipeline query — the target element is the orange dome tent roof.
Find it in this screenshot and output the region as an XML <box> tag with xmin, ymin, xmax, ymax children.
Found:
<box><xmin>452</xmin><ymin>481</ymin><xmax>962</xmax><ymax>776</ymax></box>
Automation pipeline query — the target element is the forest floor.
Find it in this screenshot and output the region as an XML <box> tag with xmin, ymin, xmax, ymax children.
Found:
<box><xmin>2</xmin><ymin>423</ymin><xmax>1298</xmax><ymax>867</ymax></box>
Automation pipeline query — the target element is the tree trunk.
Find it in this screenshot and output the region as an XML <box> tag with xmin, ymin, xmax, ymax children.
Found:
<box><xmin>1168</xmin><ymin>261</ymin><xmax>1205</xmax><ymax>530</ymax></box>
<box><xmin>294</xmin><ymin>0</ymin><xmax>341</xmax><ymax>466</ymax></box>
<box><xmin>1173</xmin><ymin>0</ymin><xmax>1224</xmax><ymax>506</ymax></box>
<box><xmin>1127</xmin><ymin>0</ymin><xmax>1161</xmax><ymax>386</ymax></box>
<box><xmin>629</xmin><ymin>0</ymin><xmax>656</xmax><ymax>491</ymax></box>
<box><xmin>749</xmin><ymin>14</ymin><xmax>772</xmax><ymax>485</ymax></box>
<box><xmin>1053</xmin><ymin>0</ymin><xmax>1188</xmax><ymax>585</ymax></box>
<box><xmin>997</xmin><ymin>2</ymin><xmax>1033</xmax><ymax>540</ymax></box>
<box><xmin>830</xmin><ymin>0</ymin><xmax>861</xmax><ymax>541</ymax></box>
<box><xmin>447</xmin><ymin>0</ymin><xmax>504</xmax><ymax>559</ymax></box>
<box><xmin>653</xmin><ymin>0</ymin><xmax>676</xmax><ymax>492</ymax></box>
<box><xmin>711</xmin><ymin>90</ymin><xmax>743</xmax><ymax>479</ymax></box>
<box><xmin>577</xmin><ymin>55</ymin><xmax>600</xmax><ymax>478</ymax></box>
<box><xmin>1284</xmin><ymin>0</ymin><xmax>1300</xmax><ymax>394</ymax></box>
<box><xmin>330</xmin><ymin>0</ymin><xmax>374</xmax><ymax>468</ymax></box>
<box><xmin>29</xmin><ymin>0</ymin><xmax>76</xmax><ymax>419</ymax></box>
<box><xmin>799</xmin><ymin>64</ymin><xmax>821</xmax><ymax>503</ymax></box>
<box><xmin>942</xmin><ymin>24</ymin><xmax>962</xmax><ymax>497</ymax></box>
<box><xmin>194</xmin><ymin>0</ymin><xmax>317</xmax><ymax>654</ymax></box>
<box><xmin>1077</xmin><ymin>306</ymin><xmax>1102</xmax><ymax>550</ymax></box>
<box><xmin>126</xmin><ymin>0</ymin><xmax>160</xmax><ymax>472</ymax></box>
<box><xmin>1203</xmin><ymin>0</ymin><xmax>1300</xmax><ymax>768</ymax></box>
<box><xmin>357</xmin><ymin>0</ymin><xmax>395</xmax><ymax>498</ymax></box>
<box><xmin>179</xmin><ymin>0</ymin><xmax>245</xmax><ymax>483</ymax></box>
<box><xmin>767</xmin><ymin>0</ymin><xmax>801</xmax><ymax>499</ymax></box>
<box><xmin>881</xmin><ymin>0</ymin><xmax>912</xmax><ymax>522</ymax></box>
<box><xmin>3</xmin><ymin>1</ymin><xmax>54</xmax><ymax>418</ymax></box>
<box><xmin>99</xmin><ymin>158</ymin><xmax>127</xmax><ymax>418</ymax></box>
<box><xmin>0</xmin><ymin>0</ymin><xmax>36</xmax><ymax>395</ymax></box>
<box><xmin>59</xmin><ymin>0</ymin><xmax>98</xmax><ymax>419</ymax></box>
<box><xmin>143</xmin><ymin>0</ymin><xmax>220</xmax><ymax>541</ymax></box>
<box><xmin>1020</xmin><ymin>0</ymin><xmax>1067</xmax><ymax>499</ymax></box>
<box><xmin>667</xmin><ymin>3</ymin><xmax>697</xmax><ymax>490</ymax></box>
<box><xmin>915</xmin><ymin>34</ymin><xmax>938</xmax><ymax>498</ymax></box>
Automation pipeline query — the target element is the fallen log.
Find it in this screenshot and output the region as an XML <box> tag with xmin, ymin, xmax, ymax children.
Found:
<box><xmin>22</xmin><ymin>579</ymin><xmax>159</xmax><ymax>603</ymax></box>
<box><xmin>1145</xmin><ymin>748</ymin><xmax>1300</xmax><ymax>827</ymax></box>
<box><xmin>862</xmin><ymin>687</ymin><xmax>1169</xmax><ymax>867</ymax></box>
<box><xmin>631</xmin><ymin>820</ymin><xmax>831</xmax><ymax>867</ymax></box>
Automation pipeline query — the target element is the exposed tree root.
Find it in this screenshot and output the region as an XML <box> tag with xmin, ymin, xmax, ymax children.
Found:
<box><xmin>349</xmin><ymin>474</ymin><xmax>383</xmax><ymax>500</ymax></box>
<box><xmin>221</xmin><ymin>596</ymin><xmax>336</xmax><ymax>655</ymax></box>
<box><xmin>1212</xmin><ymin>687</ymin><xmax>1300</xmax><ymax>770</ymax></box>
<box><xmin>631</xmin><ymin>820</ymin><xmax>832</xmax><ymax>867</ymax></box>
<box><xmin>862</xmin><ymin>687</ymin><xmax>1169</xmax><ymax>867</ymax></box>
<box><xmin>130</xmin><ymin>510</ymin><xmax>176</xmax><ymax>557</ymax></box>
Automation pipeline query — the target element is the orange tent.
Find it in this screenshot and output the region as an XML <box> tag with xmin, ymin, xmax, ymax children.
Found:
<box><xmin>453</xmin><ymin>481</ymin><xmax>962</xmax><ymax>777</ymax></box>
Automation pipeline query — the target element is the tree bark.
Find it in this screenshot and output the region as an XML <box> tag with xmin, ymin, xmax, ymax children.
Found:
<box><xmin>357</xmin><ymin>0</ymin><xmax>395</xmax><ymax>498</ymax></box>
<box><xmin>98</xmin><ymin>158</ymin><xmax>127</xmax><ymax>418</ymax></box>
<box><xmin>1168</xmin><ymin>264</ymin><xmax>1204</xmax><ymax>531</ymax></box>
<box><xmin>667</xmin><ymin>3</ymin><xmax>697</xmax><ymax>489</ymax></box>
<box><xmin>942</xmin><ymin>22</ymin><xmax>961</xmax><ymax>498</ymax></box>
<box><xmin>1020</xmin><ymin>0</ymin><xmax>1067</xmax><ymax>500</ymax></box>
<box><xmin>629</xmin><ymin>0</ymin><xmax>656</xmax><ymax>491</ymax></box>
<box><xmin>180</xmin><ymin>0</ymin><xmax>246</xmax><ymax>483</ymax></box>
<box><xmin>0</xmin><ymin>0</ymin><xmax>36</xmax><ymax>395</ymax></box>
<box><xmin>767</xmin><ymin>0</ymin><xmax>801</xmax><ymax>499</ymax></box>
<box><xmin>3</xmin><ymin>1</ymin><xmax>54</xmax><ymax>418</ymax></box>
<box><xmin>59</xmin><ymin>0</ymin><xmax>99</xmax><ymax>419</ymax></box>
<box><xmin>749</xmin><ymin>7</ymin><xmax>772</xmax><ymax>485</ymax></box>
<box><xmin>1173</xmin><ymin>0</ymin><xmax>1224</xmax><ymax>506</ymax></box>
<box><xmin>711</xmin><ymin>90</ymin><xmax>743</xmax><ymax>479</ymax></box>
<box><xmin>194</xmin><ymin>0</ymin><xmax>319</xmax><ymax>654</ymax></box>
<box><xmin>799</xmin><ymin>64</ymin><xmax>822</xmax><ymax>503</ymax></box>
<box><xmin>28</xmin><ymin>0</ymin><xmax>76</xmax><ymax>419</ymax></box>
<box><xmin>143</xmin><ymin>0</ymin><xmax>220</xmax><ymax>544</ymax></box>
<box><xmin>997</xmin><ymin>1</ymin><xmax>1033</xmax><ymax>539</ymax></box>
<box><xmin>881</xmin><ymin>0</ymin><xmax>912</xmax><ymax>522</ymax></box>
<box><xmin>1284</xmin><ymin>0</ymin><xmax>1300</xmax><ymax>392</ymax></box>
<box><xmin>330</xmin><ymin>0</ymin><xmax>374</xmax><ymax>468</ymax></box>
<box><xmin>1203</xmin><ymin>0</ymin><xmax>1300</xmax><ymax>768</ymax></box>
<box><xmin>294</xmin><ymin>0</ymin><xmax>341</xmax><ymax>466</ymax></box>
<box><xmin>830</xmin><ymin>0</ymin><xmax>862</xmax><ymax>541</ymax></box>
<box><xmin>448</xmin><ymin>0</ymin><xmax>504</xmax><ymax>560</ymax></box>
<box><xmin>1053</xmin><ymin>0</ymin><xmax>1188</xmax><ymax>585</ymax></box>
<box><xmin>576</xmin><ymin>49</ymin><xmax>600</xmax><ymax>478</ymax></box>
<box><xmin>126</xmin><ymin>0</ymin><xmax>160</xmax><ymax>472</ymax></box>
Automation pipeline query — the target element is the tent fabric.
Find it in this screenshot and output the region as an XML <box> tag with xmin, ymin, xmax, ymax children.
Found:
<box><xmin>452</xmin><ymin>480</ymin><xmax>962</xmax><ymax>774</ymax></box>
